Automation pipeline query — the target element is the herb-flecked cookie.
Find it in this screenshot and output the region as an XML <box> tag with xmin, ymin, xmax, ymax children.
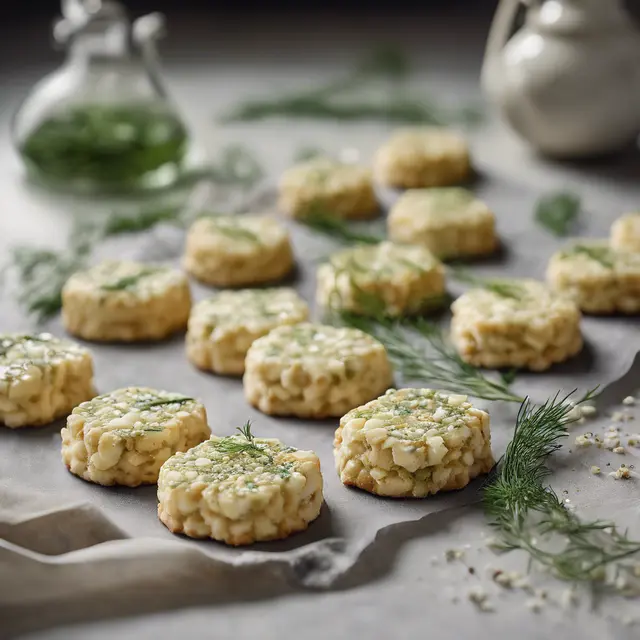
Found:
<box><xmin>373</xmin><ymin>127</ymin><xmax>471</xmax><ymax>189</ymax></box>
<box><xmin>0</xmin><ymin>333</ymin><xmax>96</xmax><ymax>428</ymax></box>
<box><xmin>451</xmin><ymin>279</ymin><xmax>583</xmax><ymax>371</ymax></box>
<box><xmin>61</xmin><ymin>387</ymin><xmax>210</xmax><ymax>486</ymax></box>
<box><xmin>244</xmin><ymin>323</ymin><xmax>393</xmax><ymax>419</ymax></box>
<box><xmin>278</xmin><ymin>157</ymin><xmax>378</xmax><ymax>220</ymax></box>
<box><xmin>546</xmin><ymin>241</ymin><xmax>640</xmax><ymax>314</ymax></box>
<box><xmin>186</xmin><ymin>288</ymin><xmax>310</xmax><ymax>375</ymax></box>
<box><xmin>183</xmin><ymin>215</ymin><xmax>294</xmax><ymax>287</ymax></box>
<box><xmin>334</xmin><ymin>388</ymin><xmax>494</xmax><ymax>497</ymax></box>
<box><xmin>62</xmin><ymin>260</ymin><xmax>191</xmax><ymax>342</ymax></box>
<box><xmin>316</xmin><ymin>241</ymin><xmax>446</xmax><ymax>317</ymax></box>
<box><xmin>387</xmin><ymin>188</ymin><xmax>497</xmax><ymax>260</ymax></box>
<box><xmin>157</xmin><ymin>423</ymin><xmax>323</xmax><ymax>545</ymax></box>
<box><xmin>611</xmin><ymin>213</ymin><xmax>640</xmax><ymax>253</ymax></box>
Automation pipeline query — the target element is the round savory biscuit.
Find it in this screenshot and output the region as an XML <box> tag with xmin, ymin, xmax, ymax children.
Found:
<box><xmin>373</xmin><ymin>127</ymin><xmax>471</xmax><ymax>188</ymax></box>
<box><xmin>0</xmin><ymin>333</ymin><xmax>95</xmax><ymax>428</ymax></box>
<box><xmin>183</xmin><ymin>215</ymin><xmax>294</xmax><ymax>287</ymax></box>
<box><xmin>546</xmin><ymin>241</ymin><xmax>640</xmax><ymax>314</ymax></box>
<box><xmin>278</xmin><ymin>157</ymin><xmax>378</xmax><ymax>220</ymax></box>
<box><xmin>61</xmin><ymin>387</ymin><xmax>210</xmax><ymax>486</ymax></box>
<box><xmin>334</xmin><ymin>388</ymin><xmax>494</xmax><ymax>498</ymax></box>
<box><xmin>316</xmin><ymin>241</ymin><xmax>446</xmax><ymax>317</ymax></box>
<box><xmin>611</xmin><ymin>213</ymin><xmax>640</xmax><ymax>253</ymax></box>
<box><xmin>451</xmin><ymin>278</ymin><xmax>583</xmax><ymax>371</ymax></box>
<box><xmin>186</xmin><ymin>288</ymin><xmax>310</xmax><ymax>375</ymax></box>
<box><xmin>388</xmin><ymin>187</ymin><xmax>497</xmax><ymax>260</ymax></box>
<box><xmin>62</xmin><ymin>260</ymin><xmax>190</xmax><ymax>342</ymax></box>
<box><xmin>157</xmin><ymin>429</ymin><xmax>323</xmax><ymax>545</ymax></box>
<box><xmin>244</xmin><ymin>323</ymin><xmax>393</xmax><ymax>418</ymax></box>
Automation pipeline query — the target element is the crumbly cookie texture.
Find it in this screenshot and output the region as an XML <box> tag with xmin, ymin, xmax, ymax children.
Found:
<box><xmin>157</xmin><ymin>434</ymin><xmax>323</xmax><ymax>545</ymax></box>
<box><xmin>183</xmin><ymin>215</ymin><xmax>294</xmax><ymax>287</ymax></box>
<box><xmin>451</xmin><ymin>279</ymin><xmax>583</xmax><ymax>371</ymax></box>
<box><xmin>373</xmin><ymin>127</ymin><xmax>471</xmax><ymax>188</ymax></box>
<box><xmin>316</xmin><ymin>241</ymin><xmax>446</xmax><ymax>317</ymax></box>
<box><xmin>278</xmin><ymin>157</ymin><xmax>378</xmax><ymax>220</ymax></box>
<box><xmin>244</xmin><ymin>323</ymin><xmax>393</xmax><ymax>419</ymax></box>
<box><xmin>0</xmin><ymin>333</ymin><xmax>95</xmax><ymax>429</ymax></box>
<box><xmin>546</xmin><ymin>241</ymin><xmax>640</xmax><ymax>315</ymax></box>
<box><xmin>186</xmin><ymin>288</ymin><xmax>310</xmax><ymax>376</ymax></box>
<box><xmin>334</xmin><ymin>388</ymin><xmax>494</xmax><ymax>498</ymax></box>
<box><xmin>61</xmin><ymin>387</ymin><xmax>210</xmax><ymax>487</ymax></box>
<box><xmin>611</xmin><ymin>213</ymin><xmax>640</xmax><ymax>253</ymax></box>
<box><xmin>62</xmin><ymin>260</ymin><xmax>191</xmax><ymax>342</ymax></box>
<box><xmin>388</xmin><ymin>188</ymin><xmax>497</xmax><ymax>260</ymax></box>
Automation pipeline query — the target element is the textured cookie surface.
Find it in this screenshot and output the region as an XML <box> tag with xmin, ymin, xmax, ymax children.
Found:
<box><xmin>0</xmin><ymin>333</ymin><xmax>95</xmax><ymax>428</ymax></box>
<box><xmin>373</xmin><ymin>127</ymin><xmax>471</xmax><ymax>188</ymax></box>
<box><xmin>611</xmin><ymin>213</ymin><xmax>640</xmax><ymax>253</ymax></box>
<box><xmin>451</xmin><ymin>279</ymin><xmax>583</xmax><ymax>371</ymax></box>
<box><xmin>334</xmin><ymin>388</ymin><xmax>494</xmax><ymax>498</ymax></box>
<box><xmin>183</xmin><ymin>215</ymin><xmax>294</xmax><ymax>287</ymax></box>
<box><xmin>158</xmin><ymin>430</ymin><xmax>323</xmax><ymax>545</ymax></box>
<box><xmin>61</xmin><ymin>387</ymin><xmax>210</xmax><ymax>486</ymax></box>
<box><xmin>546</xmin><ymin>241</ymin><xmax>640</xmax><ymax>314</ymax></box>
<box><xmin>62</xmin><ymin>260</ymin><xmax>191</xmax><ymax>342</ymax></box>
<box><xmin>316</xmin><ymin>241</ymin><xmax>446</xmax><ymax>317</ymax></box>
<box><xmin>278</xmin><ymin>157</ymin><xmax>378</xmax><ymax>220</ymax></box>
<box><xmin>186</xmin><ymin>288</ymin><xmax>310</xmax><ymax>375</ymax></box>
<box><xmin>388</xmin><ymin>188</ymin><xmax>497</xmax><ymax>259</ymax></box>
<box><xmin>244</xmin><ymin>323</ymin><xmax>393</xmax><ymax>418</ymax></box>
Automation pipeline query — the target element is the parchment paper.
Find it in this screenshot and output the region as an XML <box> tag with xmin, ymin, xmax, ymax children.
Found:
<box><xmin>0</xmin><ymin>173</ymin><xmax>638</xmax><ymax>638</ymax></box>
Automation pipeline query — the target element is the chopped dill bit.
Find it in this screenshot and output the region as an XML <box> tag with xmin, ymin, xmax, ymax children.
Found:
<box><xmin>100</xmin><ymin>268</ymin><xmax>159</xmax><ymax>292</ymax></box>
<box><xmin>449</xmin><ymin>267</ymin><xmax>525</xmax><ymax>300</ymax></box>
<box><xmin>535</xmin><ymin>191</ymin><xmax>581</xmax><ymax>237</ymax></box>
<box><xmin>293</xmin><ymin>145</ymin><xmax>326</xmax><ymax>162</ymax></box>
<box><xmin>203</xmin><ymin>218</ymin><xmax>261</xmax><ymax>243</ymax></box>
<box><xmin>563</xmin><ymin>244</ymin><xmax>615</xmax><ymax>269</ymax></box>
<box><xmin>136</xmin><ymin>395</ymin><xmax>195</xmax><ymax>410</ymax></box>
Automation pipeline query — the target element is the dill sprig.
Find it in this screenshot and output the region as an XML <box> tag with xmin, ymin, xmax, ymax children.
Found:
<box><xmin>302</xmin><ymin>206</ymin><xmax>383</xmax><ymax>245</ymax></box>
<box><xmin>339</xmin><ymin>313</ymin><xmax>523</xmax><ymax>403</ymax></box>
<box><xmin>485</xmin><ymin>390</ymin><xmax>640</xmax><ymax>589</ymax></box>
<box><xmin>221</xmin><ymin>48</ymin><xmax>481</xmax><ymax>126</ymax></box>
<box><xmin>215</xmin><ymin>421</ymin><xmax>273</xmax><ymax>462</ymax></box>
<box><xmin>448</xmin><ymin>267</ymin><xmax>525</xmax><ymax>300</ymax></box>
<box><xmin>136</xmin><ymin>395</ymin><xmax>195</xmax><ymax>410</ymax></box>
<box><xmin>535</xmin><ymin>191</ymin><xmax>581</xmax><ymax>237</ymax></box>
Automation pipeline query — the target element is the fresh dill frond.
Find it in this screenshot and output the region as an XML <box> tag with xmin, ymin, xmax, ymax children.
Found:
<box><xmin>302</xmin><ymin>206</ymin><xmax>383</xmax><ymax>245</ymax></box>
<box><xmin>535</xmin><ymin>191</ymin><xmax>581</xmax><ymax>237</ymax></box>
<box><xmin>484</xmin><ymin>390</ymin><xmax>640</xmax><ymax>590</ymax></box>
<box><xmin>337</xmin><ymin>312</ymin><xmax>523</xmax><ymax>403</ymax></box>
<box><xmin>220</xmin><ymin>48</ymin><xmax>481</xmax><ymax>125</ymax></box>
<box><xmin>136</xmin><ymin>395</ymin><xmax>195</xmax><ymax>410</ymax></box>
<box><xmin>448</xmin><ymin>267</ymin><xmax>525</xmax><ymax>300</ymax></box>
<box><xmin>215</xmin><ymin>420</ymin><xmax>273</xmax><ymax>462</ymax></box>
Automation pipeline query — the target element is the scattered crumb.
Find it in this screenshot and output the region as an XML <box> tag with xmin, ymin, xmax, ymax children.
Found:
<box><xmin>468</xmin><ymin>587</ymin><xmax>493</xmax><ymax>612</ymax></box>
<box><xmin>622</xmin><ymin>396</ymin><xmax>636</xmax><ymax>406</ymax></box>
<box><xmin>590</xmin><ymin>466</ymin><xmax>601</xmax><ymax>475</ymax></box>
<box><xmin>613</xmin><ymin>446</ymin><xmax>626</xmax><ymax>454</ymax></box>
<box><xmin>560</xmin><ymin>588</ymin><xmax>578</xmax><ymax>609</ymax></box>
<box><xmin>628</xmin><ymin>435</ymin><xmax>640</xmax><ymax>447</ymax></box>
<box><xmin>575</xmin><ymin>434</ymin><xmax>592</xmax><ymax>447</ymax></box>
<box><xmin>580</xmin><ymin>405</ymin><xmax>597</xmax><ymax>417</ymax></box>
<box><xmin>525</xmin><ymin>598</ymin><xmax>545</xmax><ymax>613</ymax></box>
<box><xmin>445</xmin><ymin>548</ymin><xmax>465</xmax><ymax>562</ymax></box>
<box><xmin>611</xmin><ymin>411</ymin><xmax>633</xmax><ymax>423</ymax></box>
<box><xmin>610</xmin><ymin>465</ymin><xmax>632</xmax><ymax>480</ymax></box>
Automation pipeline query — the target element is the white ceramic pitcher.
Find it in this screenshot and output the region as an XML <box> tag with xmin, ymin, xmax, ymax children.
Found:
<box><xmin>482</xmin><ymin>0</ymin><xmax>640</xmax><ymax>157</ymax></box>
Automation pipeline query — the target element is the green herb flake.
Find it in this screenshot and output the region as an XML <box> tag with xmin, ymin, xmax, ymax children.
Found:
<box><xmin>535</xmin><ymin>192</ymin><xmax>581</xmax><ymax>237</ymax></box>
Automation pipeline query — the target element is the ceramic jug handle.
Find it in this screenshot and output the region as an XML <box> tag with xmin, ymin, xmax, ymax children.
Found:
<box><xmin>484</xmin><ymin>0</ymin><xmax>530</xmax><ymax>59</ymax></box>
